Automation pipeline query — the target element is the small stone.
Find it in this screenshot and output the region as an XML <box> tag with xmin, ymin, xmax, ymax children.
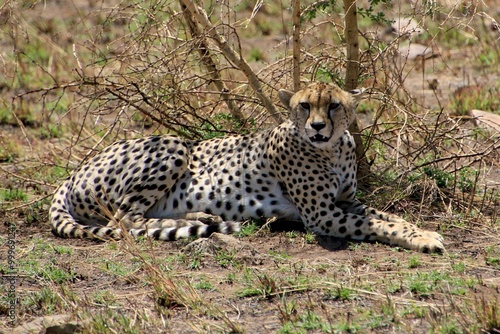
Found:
<box><xmin>469</xmin><ymin>109</ymin><xmax>500</xmax><ymax>136</ymax></box>
<box><xmin>12</xmin><ymin>314</ymin><xmax>83</xmax><ymax>334</ymax></box>
<box><xmin>398</xmin><ymin>43</ymin><xmax>437</xmax><ymax>60</ymax></box>
<box><xmin>183</xmin><ymin>232</ymin><xmax>267</xmax><ymax>265</ymax></box>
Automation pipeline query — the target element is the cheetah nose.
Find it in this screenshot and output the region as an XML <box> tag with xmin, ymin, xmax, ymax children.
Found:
<box><xmin>310</xmin><ymin>122</ymin><xmax>326</xmax><ymax>131</ymax></box>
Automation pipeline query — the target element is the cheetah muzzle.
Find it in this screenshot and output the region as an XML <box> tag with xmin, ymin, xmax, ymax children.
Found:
<box><xmin>310</xmin><ymin>134</ymin><xmax>330</xmax><ymax>143</ymax></box>
<box><xmin>49</xmin><ymin>82</ymin><xmax>445</xmax><ymax>253</ymax></box>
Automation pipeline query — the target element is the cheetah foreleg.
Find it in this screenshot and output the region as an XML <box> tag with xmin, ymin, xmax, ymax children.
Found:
<box><xmin>367</xmin><ymin>218</ymin><xmax>445</xmax><ymax>253</ymax></box>
<box><xmin>336</xmin><ymin>200</ymin><xmax>407</xmax><ymax>223</ymax></box>
<box><xmin>335</xmin><ymin>201</ymin><xmax>444</xmax><ymax>251</ymax></box>
<box><xmin>305</xmin><ymin>208</ymin><xmax>444</xmax><ymax>253</ymax></box>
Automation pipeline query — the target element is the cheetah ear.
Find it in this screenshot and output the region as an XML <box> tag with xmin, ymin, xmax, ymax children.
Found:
<box><xmin>278</xmin><ymin>89</ymin><xmax>294</xmax><ymax>109</ymax></box>
<box><xmin>349</xmin><ymin>88</ymin><xmax>366</xmax><ymax>104</ymax></box>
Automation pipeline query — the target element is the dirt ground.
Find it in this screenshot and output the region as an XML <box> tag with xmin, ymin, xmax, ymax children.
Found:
<box><xmin>2</xmin><ymin>211</ymin><xmax>500</xmax><ymax>333</ymax></box>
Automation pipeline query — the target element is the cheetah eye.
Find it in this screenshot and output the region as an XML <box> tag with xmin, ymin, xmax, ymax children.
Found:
<box><xmin>300</xmin><ymin>102</ymin><xmax>310</xmax><ymax>110</ymax></box>
<box><xmin>329</xmin><ymin>102</ymin><xmax>341</xmax><ymax>111</ymax></box>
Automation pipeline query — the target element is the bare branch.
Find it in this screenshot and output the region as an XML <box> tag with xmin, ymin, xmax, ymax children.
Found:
<box><xmin>179</xmin><ymin>1</ymin><xmax>245</xmax><ymax>123</ymax></box>
<box><xmin>179</xmin><ymin>0</ymin><xmax>283</xmax><ymax>123</ymax></box>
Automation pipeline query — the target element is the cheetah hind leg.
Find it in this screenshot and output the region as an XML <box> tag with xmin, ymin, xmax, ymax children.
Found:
<box><xmin>108</xmin><ymin>212</ymin><xmax>223</xmax><ymax>229</ymax></box>
<box><xmin>172</xmin><ymin>212</ymin><xmax>224</xmax><ymax>224</ymax></box>
<box><xmin>106</xmin><ymin>187</ymin><xmax>238</xmax><ymax>241</ymax></box>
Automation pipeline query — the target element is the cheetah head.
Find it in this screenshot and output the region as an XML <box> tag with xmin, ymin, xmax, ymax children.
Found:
<box><xmin>278</xmin><ymin>82</ymin><xmax>365</xmax><ymax>149</ymax></box>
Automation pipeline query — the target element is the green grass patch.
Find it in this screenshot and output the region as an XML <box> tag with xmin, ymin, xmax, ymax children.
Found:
<box><xmin>101</xmin><ymin>260</ymin><xmax>134</xmax><ymax>277</ymax></box>
<box><xmin>237</xmin><ymin>220</ymin><xmax>261</xmax><ymax>237</ymax></box>
<box><xmin>23</xmin><ymin>288</ymin><xmax>65</xmax><ymax>314</ymax></box>
<box><xmin>450</xmin><ymin>83</ymin><xmax>499</xmax><ymax>116</ymax></box>
<box><xmin>0</xmin><ymin>189</ymin><xmax>28</xmax><ymax>202</ymax></box>
<box><xmin>39</xmin><ymin>124</ymin><xmax>64</xmax><ymax>139</ymax></box>
<box><xmin>39</xmin><ymin>264</ymin><xmax>77</xmax><ymax>284</ymax></box>
<box><xmin>193</xmin><ymin>276</ymin><xmax>215</xmax><ymax>291</ymax></box>
<box><xmin>84</xmin><ymin>308</ymin><xmax>145</xmax><ymax>334</ymax></box>
<box><xmin>485</xmin><ymin>245</ymin><xmax>500</xmax><ymax>269</ymax></box>
<box><xmin>408</xmin><ymin>255</ymin><xmax>422</xmax><ymax>269</ymax></box>
<box><xmin>279</xmin><ymin>310</ymin><xmax>333</xmax><ymax>333</ymax></box>
<box><xmin>92</xmin><ymin>290</ymin><xmax>118</xmax><ymax>306</ymax></box>
<box><xmin>214</xmin><ymin>249</ymin><xmax>238</xmax><ymax>268</ymax></box>
<box><xmin>323</xmin><ymin>286</ymin><xmax>356</xmax><ymax>301</ymax></box>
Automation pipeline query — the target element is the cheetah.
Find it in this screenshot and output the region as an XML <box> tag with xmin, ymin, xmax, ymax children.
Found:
<box><xmin>50</xmin><ymin>82</ymin><xmax>444</xmax><ymax>253</ymax></box>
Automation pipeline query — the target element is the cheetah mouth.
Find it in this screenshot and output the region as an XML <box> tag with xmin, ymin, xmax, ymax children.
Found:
<box><xmin>310</xmin><ymin>134</ymin><xmax>330</xmax><ymax>142</ymax></box>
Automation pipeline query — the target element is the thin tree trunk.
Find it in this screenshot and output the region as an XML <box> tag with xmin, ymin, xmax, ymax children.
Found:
<box><xmin>343</xmin><ymin>0</ymin><xmax>369</xmax><ymax>179</ymax></box>
<box><xmin>292</xmin><ymin>0</ymin><xmax>301</xmax><ymax>91</ymax></box>
<box><xmin>343</xmin><ymin>0</ymin><xmax>359</xmax><ymax>91</ymax></box>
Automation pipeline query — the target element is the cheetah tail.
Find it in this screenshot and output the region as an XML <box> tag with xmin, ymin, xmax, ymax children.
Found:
<box><xmin>129</xmin><ymin>222</ymin><xmax>241</xmax><ymax>241</ymax></box>
<box><xmin>50</xmin><ymin>209</ymin><xmax>123</xmax><ymax>240</ymax></box>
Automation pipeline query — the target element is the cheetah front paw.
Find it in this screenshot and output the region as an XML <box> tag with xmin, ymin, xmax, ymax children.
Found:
<box><xmin>409</xmin><ymin>231</ymin><xmax>445</xmax><ymax>254</ymax></box>
<box><xmin>424</xmin><ymin>230</ymin><xmax>444</xmax><ymax>243</ymax></box>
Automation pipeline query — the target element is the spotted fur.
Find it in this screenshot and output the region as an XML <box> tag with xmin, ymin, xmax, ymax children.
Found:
<box><xmin>50</xmin><ymin>82</ymin><xmax>444</xmax><ymax>252</ymax></box>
